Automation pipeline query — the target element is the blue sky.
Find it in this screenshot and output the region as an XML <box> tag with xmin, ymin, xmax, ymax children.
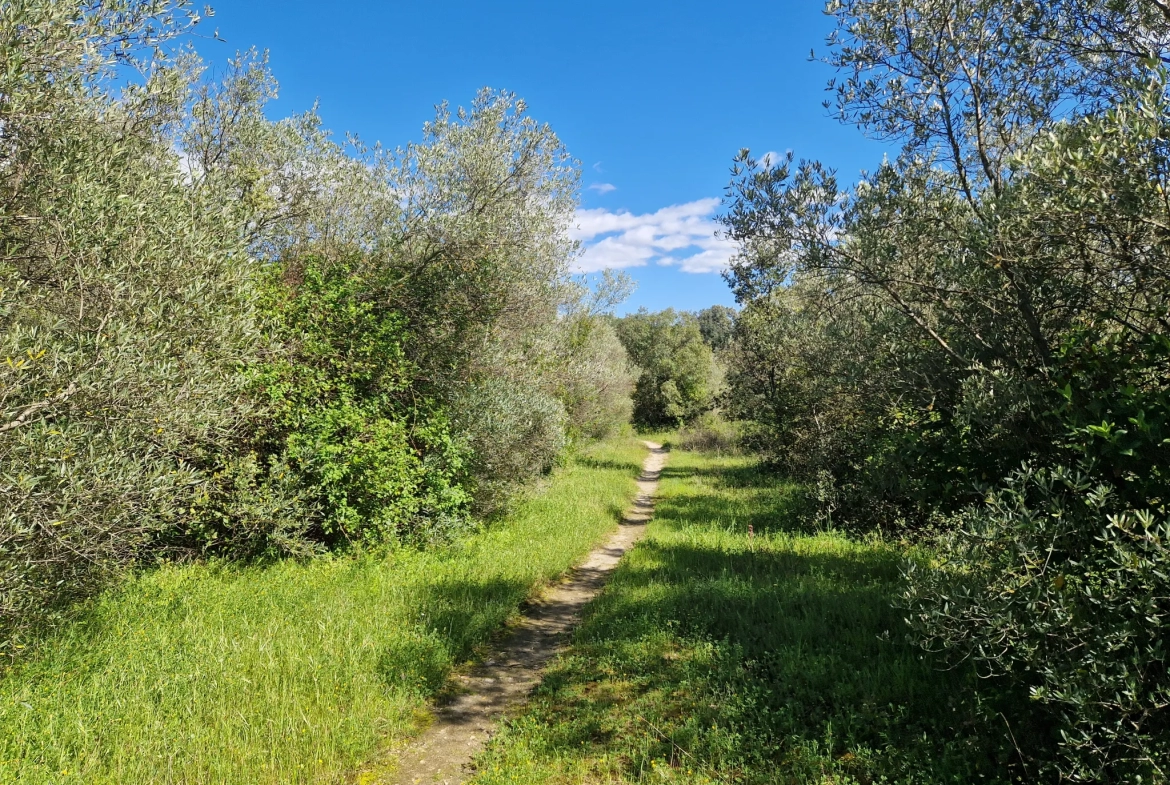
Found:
<box><xmin>197</xmin><ymin>1</ymin><xmax>889</xmax><ymax>314</ymax></box>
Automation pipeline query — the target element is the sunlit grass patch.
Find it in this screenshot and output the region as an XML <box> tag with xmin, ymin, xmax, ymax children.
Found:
<box><xmin>469</xmin><ymin>449</ymin><xmax>1010</xmax><ymax>784</ymax></box>
<box><xmin>0</xmin><ymin>438</ymin><xmax>648</xmax><ymax>785</ymax></box>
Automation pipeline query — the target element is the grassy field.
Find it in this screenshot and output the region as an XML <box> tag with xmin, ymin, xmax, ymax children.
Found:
<box><xmin>468</xmin><ymin>448</ymin><xmax>1015</xmax><ymax>784</ymax></box>
<box><xmin>0</xmin><ymin>438</ymin><xmax>649</xmax><ymax>785</ymax></box>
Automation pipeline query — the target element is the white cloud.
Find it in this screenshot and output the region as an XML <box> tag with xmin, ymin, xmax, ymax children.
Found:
<box><xmin>588</xmin><ymin>182</ymin><xmax>617</xmax><ymax>194</ymax></box>
<box><xmin>758</xmin><ymin>150</ymin><xmax>792</xmax><ymax>168</ymax></box>
<box><xmin>572</xmin><ymin>198</ymin><xmax>736</xmax><ymax>274</ymax></box>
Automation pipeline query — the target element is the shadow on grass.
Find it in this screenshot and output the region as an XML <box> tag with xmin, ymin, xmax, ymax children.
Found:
<box><xmin>469</xmin><ymin>461</ymin><xmax>1022</xmax><ymax>785</ymax></box>
<box><xmin>658</xmin><ymin>461</ymin><xmax>777</xmax><ymax>490</ymax></box>
<box><xmin>377</xmin><ymin>574</ymin><xmax>534</xmax><ymax>699</ymax></box>
<box><xmin>657</xmin><ymin>463</ymin><xmax>813</xmax><ymax>536</ymax></box>
<box><xmin>575</xmin><ymin>457</ymin><xmax>649</xmax><ymax>474</ymax></box>
<box><xmin>381</xmin><ymin>488</ymin><xmax>631</xmax><ymax>702</ymax></box>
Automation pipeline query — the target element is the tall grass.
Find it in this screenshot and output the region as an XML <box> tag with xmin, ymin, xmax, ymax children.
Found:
<box><xmin>469</xmin><ymin>448</ymin><xmax>1015</xmax><ymax>784</ymax></box>
<box><xmin>0</xmin><ymin>438</ymin><xmax>648</xmax><ymax>785</ymax></box>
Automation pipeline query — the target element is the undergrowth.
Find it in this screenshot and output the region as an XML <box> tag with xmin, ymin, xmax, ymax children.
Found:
<box><xmin>0</xmin><ymin>438</ymin><xmax>648</xmax><ymax>785</ymax></box>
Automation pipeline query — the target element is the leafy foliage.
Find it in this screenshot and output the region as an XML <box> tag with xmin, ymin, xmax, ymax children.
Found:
<box><xmin>0</xmin><ymin>1</ymin><xmax>634</xmax><ymax>652</ymax></box>
<box><xmin>614</xmin><ymin>309</ymin><xmax>719</xmax><ymax>428</ymax></box>
<box><xmin>193</xmin><ymin>258</ymin><xmax>470</xmax><ymax>554</ymax></box>
<box><xmin>695</xmin><ymin>304</ymin><xmax>737</xmax><ymax>351</ymax></box>
<box><xmin>721</xmin><ymin>0</ymin><xmax>1170</xmax><ymax>778</ymax></box>
<box><xmin>0</xmin><ymin>0</ymin><xmax>262</xmax><ymax>651</ymax></box>
<box><xmin>906</xmin><ymin>467</ymin><xmax>1169</xmax><ymax>782</ymax></box>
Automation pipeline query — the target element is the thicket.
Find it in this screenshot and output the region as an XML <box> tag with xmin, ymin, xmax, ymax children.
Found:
<box><xmin>0</xmin><ymin>1</ymin><xmax>634</xmax><ymax>654</ymax></box>
<box><xmin>614</xmin><ymin>307</ymin><xmax>725</xmax><ymax>428</ymax></box>
<box><xmin>721</xmin><ymin>0</ymin><xmax>1170</xmax><ymax>780</ymax></box>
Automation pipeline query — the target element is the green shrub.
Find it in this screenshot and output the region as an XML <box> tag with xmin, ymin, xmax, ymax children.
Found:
<box><xmin>676</xmin><ymin>412</ymin><xmax>741</xmax><ymax>454</ymax></box>
<box><xmin>451</xmin><ymin>376</ymin><xmax>568</xmax><ymax>516</ymax></box>
<box><xmin>553</xmin><ymin>314</ymin><xmax>636</xmax><ymax>440</ymax></box>
<box><xmin>188</xmin><ymin>258</ymin><xmax>470</xmax><ymax>554</ymax></box>
<box><xmin>906</xmin><ymin>466</ymin><xmax>1169</xmax><ymax>781</ymax></box>
<box><xmin>904</xmin><ymin>328</ymin><xmax>1170</xmax><ymax>780</ymax></box>
<box><xmin>0</xmin><ymin>1</ymin><xmax>262</xmax><ymax>651</ymax></box>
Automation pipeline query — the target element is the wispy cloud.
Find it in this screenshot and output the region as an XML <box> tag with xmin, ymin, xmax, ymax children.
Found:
<box><xmin>571</xmin><ymin>198</ymin><xmax>736</xmax><ymax>275</ymax></box>
<box><xmin>588</xmin><ymin>182</ymin><xmax>617</xmax><ymax>194</ymax></box>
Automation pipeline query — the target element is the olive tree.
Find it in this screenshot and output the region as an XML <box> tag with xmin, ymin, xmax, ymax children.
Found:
<box><xmin>0</xmin><ymin>1</ymin><xmax>262</xmax><ymax>649</ymax></box>
<box><xmin>721</xmin><ymin>1</ymin><xmax>1170</xmax><ymax>778</ymax></box>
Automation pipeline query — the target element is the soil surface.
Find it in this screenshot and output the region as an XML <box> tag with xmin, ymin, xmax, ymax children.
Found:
<box><xmin>383</xmin><ymin>442</ymin><xmax>669</xmax><ymax>785</ymax></box>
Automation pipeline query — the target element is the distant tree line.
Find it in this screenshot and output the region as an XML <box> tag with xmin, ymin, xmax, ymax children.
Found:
<box><xmin>0</xmin><ymin>1</ymin><xmax>635</xmax><ymax>653</ymax></box>
<box><xmin>612</xmin><ymin>305</ymin><xmax>734</xmax><ymax>428</ymax></box>
<box><xmin>720</xmin><ymin>0</ymin><xmax>1170</xmax><ymax>780</ymax></box>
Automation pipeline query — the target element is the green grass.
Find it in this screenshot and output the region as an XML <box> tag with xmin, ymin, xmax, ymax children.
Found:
<box><xmin>468</xmin><ymin>448</ymin><xmax>1014</xmax><ymax>784</ymax></box>
<box><xmin>0</xmin><ymin>437</ymin><xmax>650</xmax><ymax>785</ymax></box>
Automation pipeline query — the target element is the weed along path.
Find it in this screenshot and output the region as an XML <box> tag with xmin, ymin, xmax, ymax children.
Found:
<box><xmin>0</xmin><ymin>438</ymin><xmax>650</xmax><ymax>785</ymax></box>
<box><xmin>465</xmin><ymin>449</ymin><xmax>1010</xmax><ymax>784</ymax></box>
<box><xmin>383</xmin><ymin>442</ymin><xmax>669</xmax><ymax>785</ymax></box>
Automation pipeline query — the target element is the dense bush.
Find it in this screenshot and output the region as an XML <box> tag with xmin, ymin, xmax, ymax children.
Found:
<box><xmin>0</xmin><ymin>1</ymin><xmax>634</xmax><ymax>652</ymax></box>
<box><xmin>202</xmin><ymin>82</ymin><xmax>597</xmax><ymax>538</ymax></box>
<box><xmin>676</xmin><ymin>412</ymin><xmax>741</xmax><ymax>454</ymax></box>
<box><xmin>552</xmin><ymin>274</ymin><xmax>638</xmax><ymax>441</ymax></box>
<box><xmin>0</xmin><ymin>1</ymin><xmax>262</xmax><ymax>651</ymax></box>
<box><xmin>906</xmin><ymin>466</ymin><xmax>1169</xmax><ymax>782</ymax></box>
<box><xmin>190</xmin><ymin>257</ymin><xmax>470</xmax><ymax>555</ymax></box>
<box><xmin>720</xmin><ymin>0</ymin><xmax>1170</xmax><ymax>778</ymax></box>
<box><xmin>614</xmin><ymin>308</ymin><xmax>719</xmax><ymax>428</ymax></box>
<box><xmin>554</xmin><ymin>315</ymin><xmax>635</xmax><ymax>441</ymax></box>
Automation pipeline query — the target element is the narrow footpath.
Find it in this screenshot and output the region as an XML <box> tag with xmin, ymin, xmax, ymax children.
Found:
<box><xmin>385</xmin><ymin>442</ymin><xmax>669</xmax><ymax>785</ymax></box>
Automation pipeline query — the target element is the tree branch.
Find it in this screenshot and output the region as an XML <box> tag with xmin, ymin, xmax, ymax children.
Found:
<box><xmin>0</xmin><ymin>383</ymin><xmax>79</xmax><ymax>435</ymax></box>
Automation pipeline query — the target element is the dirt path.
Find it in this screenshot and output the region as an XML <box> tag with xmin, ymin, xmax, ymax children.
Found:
<box><xmin>383</xmin><ymin>441</ymin><xmax>669</xmax><ymax>785</ymax></box>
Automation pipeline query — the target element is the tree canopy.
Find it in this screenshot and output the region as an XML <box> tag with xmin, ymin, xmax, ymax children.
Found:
<box><xmin>614</xmin><ymin>309</ymin><xmax>718</xmax><ymax>428</ymax></box>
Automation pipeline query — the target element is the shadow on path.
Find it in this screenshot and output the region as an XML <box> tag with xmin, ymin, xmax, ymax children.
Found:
<box><xmin>466</xmin><ymin>453</ymin><xmax>1019</xmax><ymax>785</ymax></box>
<box><xmin>383</xmin><ymin>443</ymin><xmax>669</xmax><ymax>785</ymax></box>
